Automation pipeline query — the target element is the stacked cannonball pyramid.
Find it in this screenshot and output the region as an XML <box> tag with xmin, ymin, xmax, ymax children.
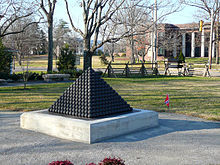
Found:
<box><xmin>48</xmin><ymin>67</ymin><xmax>133</xmax><ymax>118</ymax></box>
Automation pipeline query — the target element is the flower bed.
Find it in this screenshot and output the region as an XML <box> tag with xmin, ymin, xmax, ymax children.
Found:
<box><xmin>49</xmin><ymin>157</ymin><xmax>125</xmax><ymax>165</ymax></box>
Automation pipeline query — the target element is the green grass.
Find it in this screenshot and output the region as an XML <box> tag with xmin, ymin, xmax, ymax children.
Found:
<box><xmin>0</xmin><ymin>83</ymin><xmax>72</xmax><ymax>111</ymax></box>
<box><xmin>15</xmin><ymin>60</ymin><xmax>58</xmax><ymax>68</ymax></box>
<box><xmin>14</xmin><ymin>55</ymin><xmax>220</xmax><ymax>72</ymax></box>
<box><xmin>1</xmin><ymin>77</ymin><xmax>220</xmax><ymax>121</ymax></box>
<box><xmin>185</xmin><ymin>57</ymin><xmax>209</xmax><ymax>64</ymax></box>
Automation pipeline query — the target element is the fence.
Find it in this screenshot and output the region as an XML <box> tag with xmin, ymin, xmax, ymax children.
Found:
<box><xmin>103</xmin><ymin>61</ymin><xmax>212</xmax><ymax>78</ymax></box>
<box><xmin>103</xmin><ymin>62</ymin><xmax>159</xmax><ymax>78</ymax></box>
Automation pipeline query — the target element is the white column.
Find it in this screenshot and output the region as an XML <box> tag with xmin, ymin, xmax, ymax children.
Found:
<box><xmin>182</xmin><ymin>33</ymin><xmax>186</xmax><ymax>56</ymax></box>
<box><xmin>191</xmin><ymin>32</ymin><xmax>195</xmax><ymax>57</ymax></box>
<box><xmin>173</xmin><ymin>35</ymin><xmax>177</xmax><ymax>57</ymax></box>
<box><xmin>201</xmin><ymin>28</ymin><xmax>205</xmax><ymax>57</ymax></box>
<box><xmin>154</xmin><ymin>0</ymin><xmax>157</xmax><ymax>62</ymax></box>
<box><xmin>212</xmin><ymin>32</ymin><xmax>215</xmax><ymax>58</ymax></box>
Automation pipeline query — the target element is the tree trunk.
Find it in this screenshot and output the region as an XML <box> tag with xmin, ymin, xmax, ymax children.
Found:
<box><xmin>83</xmin><ymin>37</ymin><xmax>92</xmax><ymax>71</ymax></box>
<box><xmin>216</xmin><ymin>13</ymin><xmax>219</xmax><ymax>64</ymax></box>
<box><xmin>142</xmin><ymin>53</ymin><xmax>145</xmax><ymax>63</ymax></box>
<box><xmin>111</xmin><ymin>44</ymin><xmax>114</xmax><ymax>62</ymax></box>
<box><xmin>47</xmin><ymin>22</ymin><xmax>53</xmax><ymax>72</ymax></box>
<box><xmin>83</xmin><ymin>50</ymin><xmax>92</xmax><ymax>71</ymax></box>
<box><xmin>130</xmin><ymin>37</ymin><xmax>135</xmax><ymax>64</ymax></box>
<box><xmin>209</xmin><ymin>9</ymin><xmax>214</xmax><ymax>69</ymax></box>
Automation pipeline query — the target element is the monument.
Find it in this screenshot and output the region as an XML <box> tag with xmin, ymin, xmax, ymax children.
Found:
<box><xmin>48</xmin><ymin>68</ymin><xmax>133</xmax><ymax>118</ymax></box>
<box><xmin>21</xmin><ymin>68</ymin><xmax>158</xmax><ymax>144</ymax></box>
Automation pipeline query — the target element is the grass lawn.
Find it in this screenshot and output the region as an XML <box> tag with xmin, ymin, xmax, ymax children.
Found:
<box><xmin>1</xmin><ymin>76</ymin><xmax>220</xmax><ymax>121</ymax></box>
<box><xmin>15</xmin><ymin>60</ymin><xmax>58</xmax><ymax>68</ymax></box>
<box><xmin>14</xmin><ymin>56</ymin><xmax>109</xmax><ymax>70</ymax></box>
<box><xmin>14</xmin><ymin>56</ymin><xmax>220</xmax><ymax>74</ymax></box>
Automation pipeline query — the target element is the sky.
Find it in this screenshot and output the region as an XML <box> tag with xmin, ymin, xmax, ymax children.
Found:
<box><xmin>54</xmin><ymin>1</ymin><xmax>198</xmax><ymax>30</ymax></box>
<box><xmin>165</xmin><ymin>5</ymin><xmax>198</xmax><ymax>24</ymax></box>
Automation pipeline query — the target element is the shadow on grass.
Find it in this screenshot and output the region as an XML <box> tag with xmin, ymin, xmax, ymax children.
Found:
<box><xmin>3</xmin><ymin>101</ymin><xmax>54</xmax><ymax>105</ymax></box>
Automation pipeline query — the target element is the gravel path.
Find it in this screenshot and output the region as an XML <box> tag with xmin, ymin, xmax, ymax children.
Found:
<box><xmin>0</xmin><ymin>111</ymin><xmax>220</xmax><ymax>165</ymax></box>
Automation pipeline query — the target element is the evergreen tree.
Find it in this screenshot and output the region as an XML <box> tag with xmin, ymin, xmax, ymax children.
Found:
<box><xmin>178</xmin><ymin>50</ymin><xmax>185</xmax><ymax>63</ymax></box>
<box><xmin>0</xmin><ymin>39</ymin><xmax>12</xmax><ymax>75</ymax></box>
<box><xmin>57</xmin><ymin>44</ymin><xmax>76</xmax><ymax>72</ymax></box>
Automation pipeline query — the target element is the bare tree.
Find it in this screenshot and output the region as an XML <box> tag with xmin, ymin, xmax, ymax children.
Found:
<box><xmin>4</xmin><ymin>18</ymin><xmax>43</xmax><ymax>89</ymax></box>
<box><xmin>181</xmin><ymin>0</ymin><xmax>220</xmax><ymax>67</ymax></box>
<box><xmin>54</xmin><ymin>19</ymin><xmax>71</xmax><ymax>48</ymax></box>
<box><xmin>117</xmin><ymin>0</ymin><xmax>152</xmax><ymax>64</ymax></box>
<box><xmin>116</xmin><ymin>0</ymin><xmax>181</xmax><ymax>63</ymax></box>
<box><xmin>0</xmin><ymin>0</ymin><xmax>36</xmax><ymax>38</ymax></box>
<box><xmin>135</xmin><ymin>34</ymin><xmax>150</xmax><ymax>62</ymax></box>
<box><xmin>40</xmin><ymin>0</ymin><xmax>57</xmax><ymax>72</ymax></box>
<box><xmin>65</xmin><ymin>0</ymin><xmax>129</xmax><ymax>70</ymax></box>
<box><xmin>157</xmin><ymin>24</ymin><xmax>181</xmax><ymax>57</ymax></box>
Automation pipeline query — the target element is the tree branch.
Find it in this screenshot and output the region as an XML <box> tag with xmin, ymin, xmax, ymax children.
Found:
<box><xmin>64</xmin><ymin>0</ymin><xmax>84</xmax><ymax>37</ymax></box>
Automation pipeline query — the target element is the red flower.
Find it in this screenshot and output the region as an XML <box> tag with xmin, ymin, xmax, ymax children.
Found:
<box><xmin>48</xmin><ymin>160</ymin><xmax>74</xmax><ymax>165</ymax></box>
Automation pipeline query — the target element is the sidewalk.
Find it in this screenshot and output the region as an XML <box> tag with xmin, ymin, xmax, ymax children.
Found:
<box><xmin>0</xmin><ymin>111</ymin><xmax>220</xmax><ymax>165</ymax></box>
<box><xmin>0</xmin><ymin>80</ymin><xmax>74</xmax><ymax>87</ymax></box>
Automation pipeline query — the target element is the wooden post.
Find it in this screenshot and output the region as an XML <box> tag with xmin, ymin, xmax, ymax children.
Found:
<box><xmin>203</xmin><ymin>63</ymin><xmax>211</xmax><ymax>77</ymax></box>
<box><xmin>140</xmin><ymin>63</ymin><xmax>146</xmax><ymax>77</ymax></box>
<box><xmin>125</xmin><ymin>63</ymin><xmax>130</xmax><ymax>77</ymax></box>
<box><xmin>153</xmin><ymin>62</ymin><xmax>159</xmax><ymax>75</ymax></box>
<box><xmin>164</xmin><ymin>61</ymin><xmax>169</xmax><ymax>75</ymax></box>
<box><xmin>107</xmin><ymin>63</ymin><xmax>111</xmax><ymax>77</ymax></box>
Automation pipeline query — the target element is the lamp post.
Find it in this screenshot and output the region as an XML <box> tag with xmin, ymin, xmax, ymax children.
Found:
<box><xmin>209</xmin><ymin>8</ymin><xmax>214</xmax><ymax>69</ymax></box>
<box><xmin>153</xmin><ymin>0</ymin><xmax>157</xmax><ymax>62</ymax></box>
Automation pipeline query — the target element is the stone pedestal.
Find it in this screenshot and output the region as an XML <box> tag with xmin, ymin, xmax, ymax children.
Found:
<box><xmin>20</xmin><ymin>109</ymin><xmax>158</xmax><ymax>144</ymax></box>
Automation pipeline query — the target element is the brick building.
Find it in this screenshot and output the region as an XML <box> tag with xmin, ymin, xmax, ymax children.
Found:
<box><xmin>126</xmin><ymin>22</ymin><xmax>219</xmax><ymax>61</ymax></box>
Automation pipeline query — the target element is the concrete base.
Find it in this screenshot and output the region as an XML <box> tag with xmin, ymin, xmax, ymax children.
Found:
<box><xmin>20</xmin><ymin>109</ymin><xmax>158</xmax><ymax>144</ymax></box>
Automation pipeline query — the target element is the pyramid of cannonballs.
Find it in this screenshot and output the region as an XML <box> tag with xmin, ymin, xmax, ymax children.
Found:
<box><xmin>48</xmin><ymin>67</ymin><xmax>133</xmax><ymax>118</ymax></box>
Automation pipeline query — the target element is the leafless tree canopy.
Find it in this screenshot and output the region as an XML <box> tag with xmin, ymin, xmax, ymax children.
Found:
<box><xmin>0</xmin><ymin>0</ymin><xmax>37</xmax><ymax>38</ymax></box>
<box><xmin>65</xmin><ymin>0</ymin><xmax>129</xmax><ymax>70</ymax></box>
<box><xmin>181</xmin><ymin>0</ymin><xmax>220</xmax><ymax>20</ymax></box>
<box><xmin>65</xmin><ymin>0</ymin><xmax>127</xmax><ymax>51</ymax></box>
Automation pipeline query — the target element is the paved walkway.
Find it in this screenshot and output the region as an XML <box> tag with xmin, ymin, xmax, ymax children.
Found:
<box><xmin>0</xmin><ymin>111</ymin><xmax>220</xmax><ymax>165</ymax></box>
<box><xmin>0</xmin><ymin>80</ymin><xmax>74</xmax><ymax>87</ymax></box>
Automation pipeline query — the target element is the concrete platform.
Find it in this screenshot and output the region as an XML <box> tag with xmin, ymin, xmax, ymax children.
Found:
<box><xmin>20</xmin><ymin>109</ymin><xmax>158</xmax><ymax>144</ymax></box>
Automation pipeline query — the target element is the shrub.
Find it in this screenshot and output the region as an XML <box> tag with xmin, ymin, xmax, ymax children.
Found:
<box><xmin>57</xmin><ymin>44</ymin><xmax>76</xmax><ymax>72</ymax></box>
<box><xmin>0</xmin><ymin>72</ymin><xmax>10</xmax><ymax>79</ymax></box>
<box><xmin>98</xmin><ymin>157</ymin><xmax>125</xmax><ymax>165</ymax></box>
<box><xmin>9</xmin><ymin>73</ymin><xmax>23</xmax><ymax>81</ymax></box>
<box><xmin>0</xmin><ymin>72</ymin><xmax>23</xmax><ymax>81</ymax></box>
<box><xmin>48</xmin><ymin>160</ymin><xmax>74</xmax><ymax>165</ymax></box>
<box><xmin>28</xmin><ymin>72</ymin><xmax>44</xmax><ymax>81</ymax></box>
<box><xmin>0</xmin><ymin>39</ymin><xmax>12</xmax><ymax>75</ymax></box>
<box><xmin>0</xmin><ymin>72</ymin><xmax>44</xmax><ymax>81</ymax></box>
<box><xmin>59</xmin><ymin>69</ymin><xmax>83</xmax><ymax>78</ymax></box>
